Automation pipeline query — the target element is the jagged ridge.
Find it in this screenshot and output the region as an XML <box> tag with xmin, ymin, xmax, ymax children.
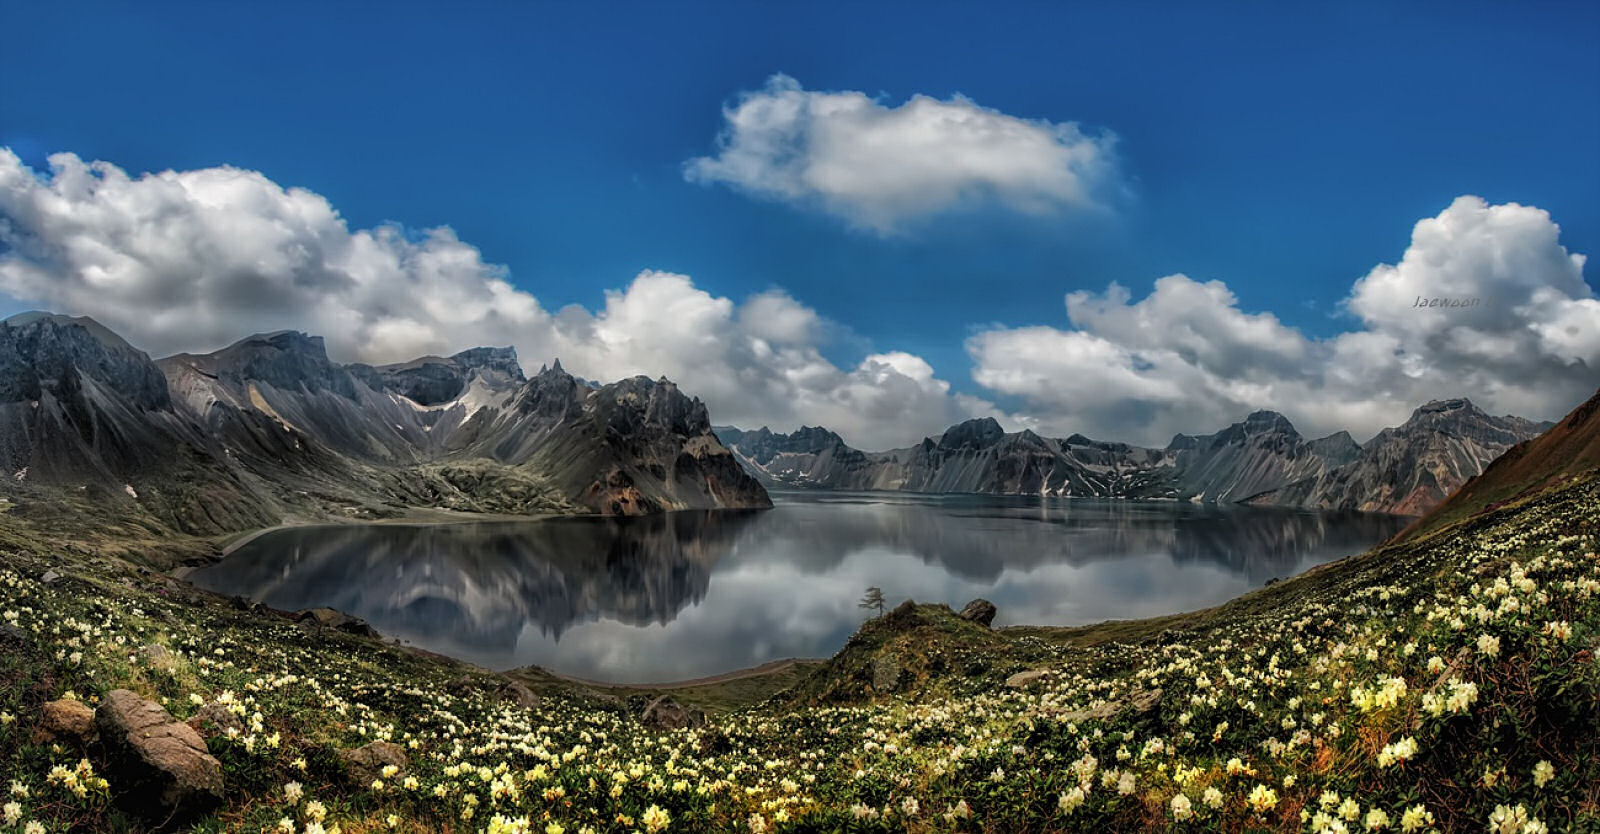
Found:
<box><xmin>720</xmin><ymin>401</ymin><xmax>1550</xmax><ymax>516</ymax></box>
<box><xmin>0</xmin><ymin>312</ymin><xmax>771</xmax><ymax>536</ymax></box>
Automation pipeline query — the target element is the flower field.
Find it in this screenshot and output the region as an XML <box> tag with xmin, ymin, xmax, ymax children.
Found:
<box><xmin>0</xmin><ymin>473</ymin><xmax>1596</xmax><ymax>833</ymax></box>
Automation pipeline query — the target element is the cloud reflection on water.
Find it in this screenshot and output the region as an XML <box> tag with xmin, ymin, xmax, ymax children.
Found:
<box><xmin>189</xmin><ymin>492</ymin><xmax>1406</xmax><ymax>682</ymax></box>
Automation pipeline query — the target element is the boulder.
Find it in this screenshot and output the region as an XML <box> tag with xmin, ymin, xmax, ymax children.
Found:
<box><xmin>41</xmin><ymin>569</ymin><xmax>61</xmax><ymax>585</ymax></box>
<box><xmin>95</xmin><ymin>689</ymin><xmax>223</xmax><ymax>820</ymax></box>
<box><xmin>958</xmin><ymin>599</ymin><xmax>998</xmax><ymax>628</ymax></box>
<box><xmin>338</xmin><ymin>741</ymin><xmax>407</xmax><ymax>786</ymax></box>
<box><xmin>39</xmin><ymin>698</ymin><xmax>96</xmax><ymax>743</ymax></box>
<box><xmin>639</xmin><ymin>696</ymin><xmax>705</xmax><ymax>731</ymax></box>
<box><xmin>1005</xmin><ymin>669</ymin><xmax>1050</xmax><ymax>689</ymax></box>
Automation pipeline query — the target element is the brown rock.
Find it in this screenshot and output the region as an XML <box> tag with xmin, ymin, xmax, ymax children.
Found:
<box><xmin>95</xmin><ymin>689</ymin><xmax>223</xmax><ymax>819</ymax></box>
<box><xmin>39</xmin><ymin>699</ymin><xmax>96</xmax><ymax>743</ymax></box>
<box><xmin>338</xmin><ymin>741</ymin><xmax>408</xmax><ymax>786</ymax></box>
<box><xmin>958</xmin><ymin>599</ymin><xmax>998</xmax><ymax>628</ymax></box>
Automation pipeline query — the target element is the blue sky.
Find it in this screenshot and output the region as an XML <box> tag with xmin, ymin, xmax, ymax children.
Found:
<box><xmin>1</xmin><ymin>1</ymin><xmax>1598</xmax><ymax>448</ymax></box>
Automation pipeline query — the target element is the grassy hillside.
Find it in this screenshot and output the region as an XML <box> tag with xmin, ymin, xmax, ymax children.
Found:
<box><xmin>0</xmin><ymin>471</ymin><xmax>1596</xmax><ymax>832</ymax></box>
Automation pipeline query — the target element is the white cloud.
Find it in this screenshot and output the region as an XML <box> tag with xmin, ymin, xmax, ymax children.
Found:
<box><xmin>684</xmin><ymin>74</ymin><xmax>1120</xmax><ymax>233</ymax></box>
<box><xmin>970</xmin><ymin>196</ymin><xmax>1599</xmax><ymax>445</ymax></box>
<box><xmin>4</xmin><ymin>149</ymin><xmax>1592</xmax><ymax>453</ymax></box>
<box><xmin>0</xmin><ymin>148</ymin><xmax>986</xmax><ymax>450</ymax></box>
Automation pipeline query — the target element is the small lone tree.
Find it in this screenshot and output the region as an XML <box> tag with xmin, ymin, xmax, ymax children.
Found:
<box><xmin>859</xmin><ymin>586</ymin><xmax>886</xmax><ymax>618</ymax></box>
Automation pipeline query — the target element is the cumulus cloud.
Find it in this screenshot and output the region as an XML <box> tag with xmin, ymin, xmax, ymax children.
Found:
<box><xmin>684</xmin><ymin>74</ymin><xmax>1120</xmax><ymax>233</ymax></box>
<box><xmin>971</xmin><ymin>196</ymin><xmax>1599</xmax><ymax>445</ymax></box>
<box><xmin>0</xmin><ymin>149</ymin><xmax>985</xmax><ymax>450</ymax></box>
<box><xmin>4</xmin><ymin>149</ymin><xmax>1592</xmax><ymax>453</ymax></box>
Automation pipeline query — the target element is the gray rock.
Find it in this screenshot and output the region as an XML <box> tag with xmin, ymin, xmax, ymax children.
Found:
<box><xmin>338</xmin><ymin>741</ymin><xmax>408</xmax><ymax>786</ymax></box>
<box><xmin>139</xmin><ymin>644</ymin><xmax>175</xmax><ymax>671</ymax></box>
<box><xmin>1129</xmin><ymin>688</ymin><xmax>1163</xmax><ymax>713</ymax></box>
<box><xmin>958</xmin><ymin>599</ymin><xmax>997</xmax><ymax>628</ymax></box>
<box><xmin>639</xmin><ymin>696</ymin><xmax>705</xmax><ymax>731</ymax></box>
<box><xmin>1005</xmin><ymin>669</ymin><xmax>1050</xmax><ymax>689</ymax></box>
<box><xmin>872</xmin><ymin>656</ymin><xmax>902</xmax><ymax>691</ymax></box>
<box><xmin>95</xmin><ymin>689</ymin><xmax>223</xmax><ymax>819</ymax></box>
<box><xmin>0</xmin><ymin>624</ymin><xmax>29</xmax><ymax>647</ymax></box>
<box><xmin>1059</xmin><ymin>701</ymin><xmax>1121</xmax><ymax>723</ymax></box>
<box><xmin>41</xmin><ymin>569</ymin><xmax>61</xmax><ymax>584</ymax></box>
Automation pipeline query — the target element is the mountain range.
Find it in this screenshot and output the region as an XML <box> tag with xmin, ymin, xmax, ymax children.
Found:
<box><xmin>0</xmin><ymin>312</ymin><xmax>770</xmax><ymax>537</ymax></box>
<box><xmin>0</xmin><ymin>309</ymin><xmax>1567</xmax><ymax>538</ymax></box>
<box><xmin>716</xmin><ymin>398</ymin><xmax>1551</xmax><ymax>516</ymax></box>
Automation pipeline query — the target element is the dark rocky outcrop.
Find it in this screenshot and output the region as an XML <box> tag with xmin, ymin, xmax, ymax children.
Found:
<box><xmin>638</xmin><ymin>696</ymin><xmax>705</xmax><ymax>731</ymax></box>
<box><xmin>296</xmin><ymin>607</ymin><xmax>381</xmax><ymax>639</ymax></box>
<box><xmin>958</xmin><ymin>599</ymin><xmax>997</xmax><ymax>628</ymax></box>
<box><xmin>95</xmin><ymin>689</ymin><xmax>224</xmax><ymax>820</ymax></box>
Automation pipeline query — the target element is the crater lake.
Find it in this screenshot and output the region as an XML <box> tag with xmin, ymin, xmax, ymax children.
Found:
<box><xmin>188</xmin><ymin>491</ymin><xmax>1408</xmax><ymax>683</ymax></box>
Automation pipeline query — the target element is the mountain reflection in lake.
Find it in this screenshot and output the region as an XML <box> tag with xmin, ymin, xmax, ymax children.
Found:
<box><xmin>189</xmin><ymin>491</ymin><xmax>1407</xmax><ymax>683</ymax></box>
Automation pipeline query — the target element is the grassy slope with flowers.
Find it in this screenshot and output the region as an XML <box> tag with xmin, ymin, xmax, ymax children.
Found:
<box><xmin>0</xmin><ymin>469</ymin><xmax>1597</xmax><ymax>833</ymax></box>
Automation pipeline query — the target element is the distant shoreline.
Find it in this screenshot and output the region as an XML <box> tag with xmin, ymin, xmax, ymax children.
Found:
<box><xmin>548</xmin><ymin>658</ymin><xmax>826</xmax><ymax>692</ymax></box>
<box><xmin>213</xmin><ymin>507</ymin><xmax>571</xmax><ymax>557</ymax></box>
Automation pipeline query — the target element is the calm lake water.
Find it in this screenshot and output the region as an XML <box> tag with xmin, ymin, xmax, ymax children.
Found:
<box><xmin>189</xmin><ymin>491</ymin><xmax>1407</xmax><ymax>683</ymax></box>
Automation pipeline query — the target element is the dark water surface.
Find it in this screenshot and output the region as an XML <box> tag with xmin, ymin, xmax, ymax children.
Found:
<box><xmin>189</xmin><ymin>491</ymin><xmax>1407</xmax><ymax>683</ymax></box>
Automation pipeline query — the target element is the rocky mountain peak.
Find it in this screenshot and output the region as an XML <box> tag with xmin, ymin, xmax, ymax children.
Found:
<box><xmin>1407</xmin><ymin>398</ymin><xmax>1484</xmax><ymax>425</ymax></box>
<box><xmin>1307</xmin><ymin>430</ymin><xmax>1363</xmax><ymax>468</ymax></box>
<box><xmin>451</xmin><ymin>346</ymin><xmax>525</xmax><ymax>381</ymax></box>
<box><xmin>594</xmin><ymin>375</ymin><xmax>712</xmax><ymax>437</ymax></box>
<box><xmin>938</xmin><ymin>417</ymin><xmax>1006</xmax><ymax>450</ymax></box>
<box><xmin>203</xmin><ymin>330</ymin><xmax>353</xmax><ymax>397</ymax></box>
<box><xmin>1242</xmin><ymin>410</ymin><xmax>1299</xmax><ymax>436</ymax></box>
<box><xmin>1207</xmin><ymin>410</ymin><xmax>1301</xmax><ymax>450</ymax></box>
<box><xmin>0</xmin><ymin>311</ymin><xmax>170</xmax><ymax>409</ymax></box>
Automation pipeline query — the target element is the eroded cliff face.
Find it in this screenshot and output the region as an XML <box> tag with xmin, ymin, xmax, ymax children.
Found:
<box><xmin>0</xmin><ymin>312</ymin><xmax>770</xmax><ymax>536</ymax></box>
<box><xmin>1245</xmin><ymin>399</ymin><xmax>1553</xmax><ymax>515</ymax></box>
<box><xmin>721</xmin><ymin>402</ymin><xmax>1549</xmax><ymax>516</ymax></box>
